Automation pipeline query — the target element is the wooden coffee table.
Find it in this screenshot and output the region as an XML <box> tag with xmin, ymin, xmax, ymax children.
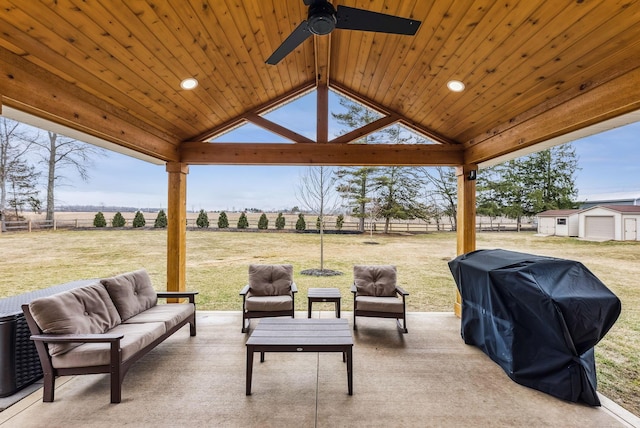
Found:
<box><xmin>245</xmin><ymin>318</ymin><xmax>353</xmax><ymax>395</ymax></box>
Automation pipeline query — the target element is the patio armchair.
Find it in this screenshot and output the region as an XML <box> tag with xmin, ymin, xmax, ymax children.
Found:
<box><xmin>351</xmin><ymin>265</ymin><xmax>409</xmax><ymax>333</ymax></box>
<box><xmin>240</xmin><ymin>264</ymin><xmax>297</xmax><ymax>333</ymax></box>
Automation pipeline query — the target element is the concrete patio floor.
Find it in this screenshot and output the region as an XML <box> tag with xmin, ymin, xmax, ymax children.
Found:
<box><xmin>0</xmin><ymin>311</ymin><xmax>638</xmax><ymax>428</ymax></box>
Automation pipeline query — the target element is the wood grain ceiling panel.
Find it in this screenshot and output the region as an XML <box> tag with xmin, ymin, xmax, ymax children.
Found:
<box><xmin>1</xmin><ymin>0</ymin><xmax>638</xmax><ymax>166</ymax></box>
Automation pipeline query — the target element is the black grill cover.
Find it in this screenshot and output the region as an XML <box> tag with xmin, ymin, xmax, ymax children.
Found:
<box><xmin>448</xmin><ymin>249</ymin><xmax>621</xmax><ymax>406</ymax></box>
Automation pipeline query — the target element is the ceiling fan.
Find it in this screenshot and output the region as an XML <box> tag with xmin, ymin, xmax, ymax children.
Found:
<box><xmin>266</xmin><ymin>0</ymin><xmax>421</xmax><ymax>65</ymax></box>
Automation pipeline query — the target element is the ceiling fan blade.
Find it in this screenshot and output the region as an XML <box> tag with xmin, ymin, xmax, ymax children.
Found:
<box><xmin>266</xmin><ymin>21</ymin><xmax>313</xmax><ymax>65</ymax></box>
<box><xmin>335</xmin><ymin>5</ymin><xmax>421</xmax><ymax>35</ymax></box>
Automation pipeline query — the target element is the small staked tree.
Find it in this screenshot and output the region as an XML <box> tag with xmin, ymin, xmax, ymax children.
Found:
<box><xmin>258</xmin><ymin>213</ymin><xmax>268</xmax><ymax>230</ymax></box>
<box><xmin>154</xmin><ymin>210</ymin><xmax>167</xmax><ymax>228</ymax></box>
<box><xmin>93</xmin><ymin>211</ymin><xmax>107</xmax><ymax>227</ymax></box>
<box><xmin>133</xmin><ymin>211</ymin><xmax>146</xmax><ymax>228</ymax></box>
<box><xmin>336</xmin><ymin>214</ymin><xmax>344</xmax><ymax>230</ymax></box>
<box><xmin>112</xmin><ymin>212</ymin><xmax>126</xmax><ymax>227</ymax></box>
<box><xmin>237</xmin><ymin>212</ymin><xmax>249</xmax><ymax>229</ymax></box>
<box><xmin>295</xmin><ymin>166</ymin><xmax>340</xmax><ymax>270</ymax></box>
<box><xmin>275</xmin><ymin>212</ymin><xmax>286</xmax><ymax>230</ymax></box>
<box><xmin>196</xmin><ymin>209</ymin><xmax>209</xmax><ymax>228</ymax></box>
<box><xmin>295</xmin><ymin>213</ymin><xmax>306</xmax><ymax>231</ymax></box>
<box><xmin>218</xmin><ymin>211</ymin><xmax>229</xmax><ymax>228</ymax></box>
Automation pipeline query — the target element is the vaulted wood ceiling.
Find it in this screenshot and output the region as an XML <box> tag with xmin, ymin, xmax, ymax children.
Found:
<box><xmin>1</xmin><ymin>0</ymin><xmax>639</xmax><ymax>167</ymax></box>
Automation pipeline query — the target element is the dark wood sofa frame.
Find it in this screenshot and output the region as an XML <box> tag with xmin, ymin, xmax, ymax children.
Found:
<box><xmin>21</xmin><ymin>291</ymin><xmax>197</xmax><ymax>404</ymax></box>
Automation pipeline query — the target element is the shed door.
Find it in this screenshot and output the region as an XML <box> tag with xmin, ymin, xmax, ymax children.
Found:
<box><xmin>538</xmin><ymin>218</ymin><xmax>555</xmax><ymax>235</ymax></box>
<box><xmin>624</xmin><ymin>218</ymin><xmax>637</xmax><ymax>241</ymax></box>
<box><xmin>585</xmin><ymin>216</ymin><xmax>615</xmax><ymax>240</ymax></box>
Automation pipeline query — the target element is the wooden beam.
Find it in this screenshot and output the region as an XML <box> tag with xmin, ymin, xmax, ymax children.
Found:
<box><xmin>194</xmin><ymin>81</ymin><xmax>316</xmax><ymax>141</ymax></box>
<box><xmin>245</xmin><ymin>112</ymin><xmax>316</xmax><ymax>144</ymax></box>
<box><xmin>315</xmin><ymin>34</ymin><xmax>330</xmax><ymax>144</ymax></box>
<box><xmin>330</xmin><ymin>82</ymin><xmax>457</xmax><ymax>145</ymax></box>
<box><xmin>455</xmin><ymin>164</ymin><xmax>477</xmax><ymax>318</ymax></box>
<box><xmin>166</xmin><ymin>162</ymin><xmax>188</xmax><ymax>296</ymax></box>
<box><xmin>0</xmin><ymin>47</ymin><xmax>180</xmax><ymax>162</ymax></box>
<box><xmin>328</xmin><ymin>115</ymin><xmax>400</xmax><ymax>145</ymax></box>
<box><xmin>180</xmin><ymin>142</ymin><xmax>464</xmax><ymax>166</ymax></box>
<box><xmin>464</xmin><ymin>66</ymin><xmax>640</xmax><ymax>164</ymax></box>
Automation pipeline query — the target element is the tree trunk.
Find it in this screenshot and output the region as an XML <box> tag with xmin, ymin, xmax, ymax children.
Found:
<box><xmin>46</xmin><ymin>132</ymin><xmax>57</xmax><ymax>221</ymax></box>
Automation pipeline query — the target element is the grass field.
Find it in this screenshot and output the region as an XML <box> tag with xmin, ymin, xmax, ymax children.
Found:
<box><xmin>0</xmin><ymin>229</ymin><xmax>638</xmax><ymax>415</ymax></box>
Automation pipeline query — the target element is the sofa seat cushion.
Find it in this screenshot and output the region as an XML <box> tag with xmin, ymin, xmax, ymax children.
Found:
<box><xmin>101</xmin><ymin>269</ymin><xmax>158</xmax><ymax>321</ymax></box>
<box><xmin>354</xmin><ymin>265</ymin><xmax>398</xmax><ymax>297</ymax></box>
<box><xmin>355</xmin><ymin>296</ymin><xmax>404</xmax><ymax>314</ymax></box>
<box><xmin>28</xmin><ymin>283</ymin><xmax>122</xmax><ymax>356</ymax></box>
<box><xmin>51</xmin><ymin>322</ymin><xmax>166</xmax><ymax>369</ymax></box>
<box><xmin>245</xmin><ymin>295</ymin><xmax>292</xmax><ymax>312</ymax></box>
<box><xmin>248</xmin><ymin>264</ymin><xmax>293</xmax><ymax>296</ymax></box>
<box><xmin>124</xmin><ymin>303</ymin><xmax>194</xmax><ymax>332</ymax></box>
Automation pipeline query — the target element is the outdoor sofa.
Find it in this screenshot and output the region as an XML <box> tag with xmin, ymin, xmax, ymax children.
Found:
<box><xmin>21</xmin><ymin>269</ymin><xmax>197</xmax><ymax>403</ymax></box>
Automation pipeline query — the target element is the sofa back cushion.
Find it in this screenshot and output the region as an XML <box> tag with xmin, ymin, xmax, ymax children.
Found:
<box><xmin>354</xmin><ymin>265</ymin><xmax>397</xmax><ymax>297</ymax></box>
<box><xmin>101</xmin><ymin>269</ymin><xmax>158</xmax><ymax>321</ymax></box>
<box><xmin>28</xmin><ymin>283</ymin><xmax>122</xmax><ymax>356</ymax></box>
<box><xmin>248</xmin><ymin>264</ymin><xmax>293</xmax><ymax>296</ymax></box>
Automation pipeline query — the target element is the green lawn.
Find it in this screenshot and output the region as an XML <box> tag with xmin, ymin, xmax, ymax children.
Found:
<box><xmin>0</xmin><ymin>229</ymin><xmax>638</xmax><ymax>415</ymax></box>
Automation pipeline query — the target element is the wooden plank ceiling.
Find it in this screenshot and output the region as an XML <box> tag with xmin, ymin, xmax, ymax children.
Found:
<box><xmin>0</xmin><ymin>0</ymin><xmax>639</xmax><ymax>166</ymax></box>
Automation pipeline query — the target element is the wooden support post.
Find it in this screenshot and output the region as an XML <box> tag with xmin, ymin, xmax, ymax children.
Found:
<box><xmin>454</xmin><ymin>165</ymin><xmax>477</xmax><ymax>317</ymax></box>
<box><xmin>166</xmin><ymin>162</ymin><xmax>188</xmax><ymax>299</ymax></box>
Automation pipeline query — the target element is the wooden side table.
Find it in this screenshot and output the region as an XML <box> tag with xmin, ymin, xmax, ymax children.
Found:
<box><xmin>307</xmin><ymin>288</ymin><xmax>341</xmax><ymax>318</ymax></box>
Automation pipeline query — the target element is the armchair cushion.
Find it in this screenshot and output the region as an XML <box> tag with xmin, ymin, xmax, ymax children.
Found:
<box><xmin>245</xmin><ymin>295</ymin><xmax>293</xmax><ymax>312</ymax></box>
<box><xmin>248</xmin><ymin>264</ymin><xmax>293</xmax><ymax>296</ymax></box>
<box><xmin>101</xmin><ymin>269</ymin><xmax>158</xmax><ymax>321</ymax></box>
<box><xmin>355</xmin><ymin>296</ymin><xmax>404</xmax><ymax>313</ymax></box>
<box><xmin>28</xmin><ymin>283</ymin><xmax>122</xmax><ymax>356</ymax></box>
<box><xmin>353</xmin><ymin>265</ymin><xmax>397</xmax><ymax>297</ymax></box>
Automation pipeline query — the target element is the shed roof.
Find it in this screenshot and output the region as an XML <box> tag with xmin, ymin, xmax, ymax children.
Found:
<box><xmin>537</xmin><ymin>210</ymin><xmax>580</xmax><ymax>217</ymax></box>
<box><xmin>1</xmin><ymin>1</ymin><xmax>640</xmax><ymax>166</ymax></box>
<box><xmin>580</xmin><ymin>205</ymin><xmax>640</xmax><ymax>214</ymax></box>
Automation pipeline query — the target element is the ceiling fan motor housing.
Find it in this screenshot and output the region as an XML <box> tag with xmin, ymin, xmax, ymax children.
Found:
<box><xmin>308</xmin><ymin>2</ymin><xmax>337</xmax><ymax>35</ymax></box>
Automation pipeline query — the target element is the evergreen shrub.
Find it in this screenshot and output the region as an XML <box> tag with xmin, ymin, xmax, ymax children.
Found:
<box><xmin>237</xmin><ymin>212</ymin><xmax>249</xmax><ymax>229</ymax></box>
<box><xmin>295</xmin><ymin>213</ymin><xmax>306</xmax><ymax>231</ymax></box>
<box><xmin>196</xmin><ymin>209</ymin><xmax>210</xmax><ymax>228</ymax></box>
<box><xmin>218</xmin><ymin>211</ymin><xmax>229</xmax><ymax>228</ymax></box>
<box><xmin>133</xmin><ymin>211</ymin><xmax>146</xmax><ymax>228</ymax></box>
<box><xmin>154</xmin><ymin>210</ymin><xmax>168</xmax><ymax>228</ymax></box>
<box><xmin>93</xmin><ymin>212</ymin><xmax>107</xmax><ymax>228</ymax></box>
<box><xmin>275</xmin><ymin>213</ymin><xmax>285</xmax><ymax>230</ymax></box>
<box><xmin>112</xmin><ymin>212</ymin><xmax>126</xmax><ymax>227</ymax></box>
<box><xmin>258</xmin><ymin>213</ymin><xmax>268</xmax><ymax>230</ymax></box>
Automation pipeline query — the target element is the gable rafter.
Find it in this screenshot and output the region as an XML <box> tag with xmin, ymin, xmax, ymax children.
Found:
<box><xmin>329</xmin><ymin>82</ymin><xmax>457</xmax><ymax>145</ymax></box>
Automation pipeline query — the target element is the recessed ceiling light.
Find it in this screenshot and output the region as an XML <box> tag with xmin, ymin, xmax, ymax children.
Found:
<box><xmin>447</xmin><ymin>80</ymin><xmax>465</xmax><ymax>92</ymax></box>
<box><xmin>180</xmin><ymin>78</ymin><xmax>198</xmax><ymax>90</ymax></box>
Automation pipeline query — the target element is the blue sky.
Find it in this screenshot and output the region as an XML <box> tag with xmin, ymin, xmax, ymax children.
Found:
<box><xmin>50</xmin><ymin>92</ymin><xmax>640</xmax><ymax>211</ymax></box>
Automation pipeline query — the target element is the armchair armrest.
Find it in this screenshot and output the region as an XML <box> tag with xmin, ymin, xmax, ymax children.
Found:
<box><xmin>157</xmin><ymin>291</ymin><xmax>198</xmax><ymax>304</ymax></box>
<box><xmin>395</xmin><ymin>286</ymin><xmax>409</xmax><ymax>296</ymax></box>
<box><xmin>30</xmin><ymin>333</ymin><xmax>124</xmax><ymax>344</ymax></box>
<box><xmin>240</xmin><ymin>284</ymin><xmax>250</xmax><ymax>296</ymax></box>
<box><xmin>350</xmin><ymin>283</ymin><xmax>357</xmax><ymax>294</ymax></box>
<box><xmin>291</xmin><ymin>282</ymin><xmax>298</xmax><ymax>293</ymax></box>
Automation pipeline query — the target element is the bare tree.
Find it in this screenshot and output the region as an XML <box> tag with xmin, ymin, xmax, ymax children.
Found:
<box><xmin>295</xmin><ymin>166</ymin><xmax>341</xmax><ymax>271</ymax></box>
<box><xmin>31</xmin><ymin>131</ymin><xmax>106</xmax><ymax>221</ymax></box>
<box><xmin>421</xmin><ymin>167</ymin><xmax>458</xmax><ymax>231</ymax></box>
